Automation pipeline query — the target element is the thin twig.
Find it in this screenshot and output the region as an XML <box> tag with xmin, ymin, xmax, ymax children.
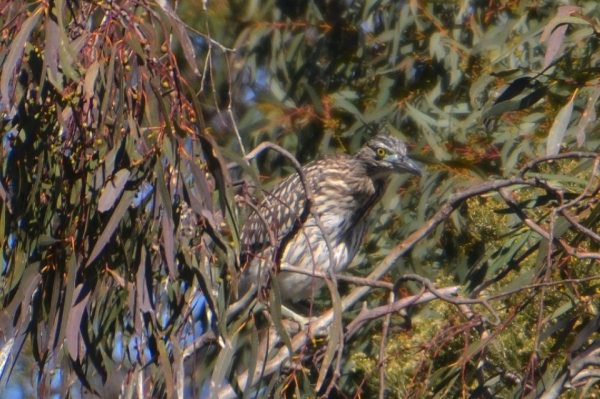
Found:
<box><xmin>233</xmin><ymin>197</ymin><xmax>278</xmax><ymax>309</ymax></box>
<box><xmin>518</xmin><ymin>152</ymin><xmax>598</xmax><ymax>178</ymax></box>
<box><xmin>470</xmin><ymin>243</ymin><xmax>539</xmax><ymax>298</ymax></box>
<box><xmin>226</xmin><ymin>55</ymin><xmax>246</xmax><ymax>156</ymax></box>
<box><xmin>185</xmin><ymin>25</ymin><xmax>236</xmax><ymax>53</ymax></box>
<box><xmin>344</xmin><ymin>287</ymin><xmax>459</xmax><ymax>338</ymax></box>
<box><xmin>395</xmin><ymin>274</ymin><xmax>501</xmax><ymax>325</ymax></box>
<box><xmin>484</xmin><ymin>275</ymin><xmax>600</xmax><ymax>301</ymax></box>
<box><xmin>182</xmin><ymin>331</ymin><xmax>217</xmax><ymax>360</ymax></box>
<box><xmin>378</xmin><ymin>291</ymin><xmax>394</xmax><ymax>399</ymax></box>
<box><xmin>498</xmin><ymin>188</ymin><xmax>600</xmax><ymax>261</ymax></box>
<box><xmin>560</xmin><ymin>210</ymin><xmax>600</xmax><ymax>245</ymax></box>
<box><xmin>556</xmin><ymin>156</ymin><xmax>599</xmax><ymax>213</ymax></box>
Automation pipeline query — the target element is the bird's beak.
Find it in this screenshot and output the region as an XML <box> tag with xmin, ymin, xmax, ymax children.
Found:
<box><xmin>386</xmin><ymin>154</ymin><xmax>422</xmax><ymax>176</ymax></box>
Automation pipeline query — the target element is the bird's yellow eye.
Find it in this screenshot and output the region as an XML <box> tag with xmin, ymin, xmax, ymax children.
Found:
<box><xmin>376</xmin><ymin>147</ymin><xmax>386</xmax><ymax>158</ymax></box>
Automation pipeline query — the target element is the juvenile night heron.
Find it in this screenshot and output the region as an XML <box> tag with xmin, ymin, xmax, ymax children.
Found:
<box><xmin>239</xmin><ymin>135</ymin><xmax>422</xmax><ymax>303</ymax></box>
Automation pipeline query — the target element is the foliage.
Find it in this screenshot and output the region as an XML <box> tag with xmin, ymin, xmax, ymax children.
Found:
<box><xmin>1</xmin><ymin>0</ymin><xmax>600</xmax><ymax>398</ymax></box>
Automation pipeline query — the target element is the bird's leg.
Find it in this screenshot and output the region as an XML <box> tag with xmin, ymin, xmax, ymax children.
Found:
<box><xmin>281</xmin><ymin>305</ymin><xmax>317</xmax><ymax>329</ymax></box>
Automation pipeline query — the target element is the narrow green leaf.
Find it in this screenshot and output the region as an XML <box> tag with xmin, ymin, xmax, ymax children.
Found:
<box><xmin>576</xmin><ymin>87</ymin><xmax>600</xmax><ymax>147</ymax></box>
<box><xmin>157</xmin><ymin>339</ymin><xmax>174</xmax><ymax>399</ymax></box>
<box><xmin>83</xmin><ymin>60</ymin><xmax>100</xmax><ymax>100</ymax></box>
<box><xmin>243</xmin><ymin>322</ymin><xmax>260</xmax><ymax>398</ymax></box>
<box><xmin>44</xmin><ymin>17</ymin><xmax>61</xmax><ymax>90</ymax></box>
<box><xmin>153</xmin><ymin>3</ymin><xmax>200</xmax><ymax>76</ymax></box>
<box><xmin>66</xmin><ymin>284</ymin><xmax>91</xmax><ymax>360</ymax></box>
<box><xmin>0</xmin><ymin>7</ymin><xmax>42</xmax><ymax>110</ymax></box>
<box><xmin>0</xmin><ymin>337</ymin><xmax>15</xmax><ymax>381</ymax></box>
<box><xmin>136</xmin><ymin>246</ymin><xmax>153</xmax><ymax>312</ymax></box>
<box><xmin>56</xmin><ymin>255</ymin><xmax>78</xmax><ymax>353</ymax></box>
<box><xmin>219</xmin><ymin>146</ymin><xmax>262</xmax><ymax>201</ymax></box>
<box><xmin>209</xmin><ymin>333</ymin><xmax>238</xmax><ymax>399</ymax></box>
<box><xmin>86</xmin><ymin>190</ymin><xmax>135</xmax><ymax>267</ymax></box>
<box><xmin>315</xmin><ymin>278</ymin><xmax>343</xmax><ymax>391</ymax></box>
<box><xmin>547</xmin><ymin>89</ymin><xmax>577</xmax><ymax>156</ymax></box>
<box><xmin>540</xmin><ymin>14</ymin><xmax>588</xmax><ymax>42</ymax></box>
<box><xmin>268</xmin><ymin>275</ymin><xmax>294</xmax><ymax>356</ymax></box>
<box><xmin>161</xmin><ymin>210</ymin><xmax>176</xmax><ymax>278</ymax></box>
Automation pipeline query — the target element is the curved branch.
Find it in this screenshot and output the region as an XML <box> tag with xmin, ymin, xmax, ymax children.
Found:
<box><xmin>394</xmin><ymin>274</ymin><xmax>501</xmax><ymax>325</ymax></box>
<box><xmin>517</xmin><ymin>152</ymin><xmax>598</xmax><ymax>178</ymax></box>
<box><xmin>345</xmin><ymin>286</ymin><xmax>460</xmax><ymax>338</ymax></box>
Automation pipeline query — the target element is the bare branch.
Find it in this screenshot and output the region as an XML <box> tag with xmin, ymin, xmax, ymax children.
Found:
<box><xmin>182</xmin><ymin>331</ymin><xmax>217</xmax><ymax>360</ymax></box>
<box><xmin>518</xmin><ymin>152</ymin><xmax>598</xmax><ymax>178</ymax></box>
<box><xmin>559</xmin><ymin>209</ymin><xmax>600</xmax><ymax>245</ymax></box>
<box><xmin>228</xmin><ymin>141</ymin><xmax>314</xmax><ymax>211</ymax></box>
<box><xmin>185</xmin><ymin>25</ymin><xmax>236</xmax><ymax>53</ymax></box>
<box><xmin>343</xmin><ymin>287</ymin><xmax>464</xmax><ymax>338</ymax></box>
<box><xmin>556</xmin><ymin>156</ymin><xmax>599</xmax><ymax>212</ymax></box>
<box><xmin>378</xmin><ymin>291</ymin><xmax>394</xmax><ymax>399</ymax></box>
<box><xmin>394</xmin><ymin>274</ymin><xmax>501</xmax><ymax>325</ymax></box>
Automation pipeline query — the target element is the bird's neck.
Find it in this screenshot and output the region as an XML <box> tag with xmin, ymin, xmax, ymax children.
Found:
<box><xmin>348</xmin><ymin>162</ymin><xmax>388</xmax><ymax>206</ymax></box>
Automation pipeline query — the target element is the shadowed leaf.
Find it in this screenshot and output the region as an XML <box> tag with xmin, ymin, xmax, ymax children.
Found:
<box><xmin>98</xmin><ymin>169</ymin><xmax>131</xmax><ymax>212</ymax></box>
<box><xmin>154</xmin><ymin>2</ymin><xmax>200</xmax><ymax>76</ymax></box>
<box><xmin>67</xmin><ymin>284</ymin><xmax>92</xmax><ymax>360</ymax></box>
<box><xmin>86</xmin><ymin>190</ymin><xmax>136</xmax><ymax>267</ymax></box>
<box><xmin>0</xmin><ymin>7</ymin><xmax>42</xmax><ymax>111</ymax></box>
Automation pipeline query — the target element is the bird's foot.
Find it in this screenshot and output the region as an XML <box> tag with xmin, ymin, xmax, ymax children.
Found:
<box><xmin>282</xmin><ymin>306</ymin><xmax>317</xmax><ymax>330</ymax></box>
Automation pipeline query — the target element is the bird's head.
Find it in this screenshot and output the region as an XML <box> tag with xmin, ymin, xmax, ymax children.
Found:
<box><xmin>355</xmin><ymin>135</ymin><xmax>422</xmax><ymax>178</ymax></box>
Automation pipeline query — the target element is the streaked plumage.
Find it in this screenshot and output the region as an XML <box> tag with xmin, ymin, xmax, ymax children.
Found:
<box><xmin>239</xmin><ymin>136</ymin><xmax>421</xmax><ymax>302</ymax></box>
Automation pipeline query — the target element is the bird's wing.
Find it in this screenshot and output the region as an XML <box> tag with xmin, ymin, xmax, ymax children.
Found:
<box><xmin>240</xmin><ymin>161</ymin><xmax>322</xmax><ymax>259</ymax></box>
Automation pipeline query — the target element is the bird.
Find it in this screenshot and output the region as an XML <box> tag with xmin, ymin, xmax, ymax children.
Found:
<box><xmin>238</xmin><ymin>135</ymin><xmax>422</xmax><ymax>304</ymax></box>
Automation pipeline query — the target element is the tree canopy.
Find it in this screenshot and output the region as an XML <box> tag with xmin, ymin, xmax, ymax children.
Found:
<box><xmin>1</xmin><ymin>0</ymin><xmax>600</xmax><ymax>398</ymax></box>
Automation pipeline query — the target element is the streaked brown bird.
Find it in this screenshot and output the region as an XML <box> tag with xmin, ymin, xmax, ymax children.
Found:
<box><xmin>239</xmin><ymin>135</ymin><xmax>422</xmax><ymax>303</ymax></box>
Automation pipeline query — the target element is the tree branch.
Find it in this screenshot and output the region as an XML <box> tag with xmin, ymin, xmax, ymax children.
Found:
<box><xmin>345</xmin><ymin>286</ymin><xmax>460</xmax><ymax>338</ymax></box>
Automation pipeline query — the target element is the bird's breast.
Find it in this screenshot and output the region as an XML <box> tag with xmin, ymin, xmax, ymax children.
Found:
<box><xmin>311</xmin><ymin>175</ymin><xmax>383</xmax><ymax>236</ymax></box>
